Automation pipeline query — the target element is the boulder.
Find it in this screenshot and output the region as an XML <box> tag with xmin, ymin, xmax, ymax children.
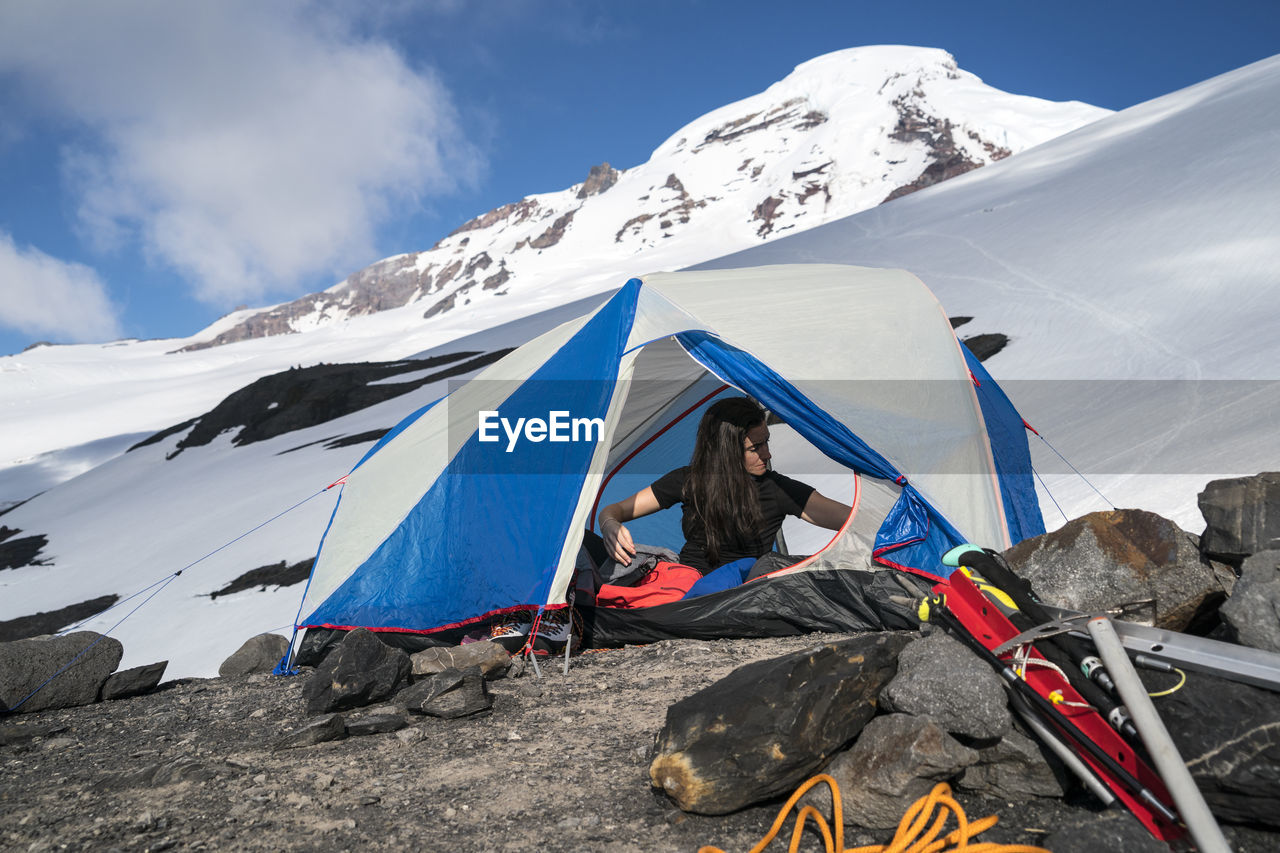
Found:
<box><xmin>347</xmin><ymin>711</ymin><xmax>408</xmax><ymax>737</ymax></box>
<box><xmin>822</xmin><ymin>713</ymin><xmax>978</xmax><ymax>829</ymax></box>
<box><xmin>273</xmin><ymin>713</ymin><xmax>347</xmax><ymax>751</ymax></box>
<box><xmin>410</xmin><ymin>640</ymin><xmax>511</xmax><ymax>680</ymax></box>
<box><xmin>100</xmin><ymin>661</ymin><xmax>168</xmax><ymax>701</ymax></box>
<box><xmin>881</xmin><ymin>631</ymin><xmax>1011</xmax><ymax>740</ymax></box>
<box><xmin>1218</xmin><ymin>549</ymin><xmax>1280</xmax><ymax>653</ymax></box>
<box><xmin>219</xmin><ymin>632</ymin><xmax>289</xmax><ymax>677</ymax></box>
<box><xmin>1159</xmin><ymin>671</ymin><xmax>1280</xmax><ymax>828</ymax></box>
<box><xmin>650</xmin><ymin>632</ymin><xmax>910</xmax><ymax>815</ymax></box>
<box><xmin>0</xmin><ymin>632</ymin><xmax>123</xmax><ymax>713</ymax></box>
<box><xmin>957</xmin><ymin>727</ymin><xmax>1069</xmax><ymax>799</ymax></box>
<box><xmin>399</xmin><ymin>666</ymin><xmax>492</xmax><ymax>719</ymax></box>
<box><xmin>1003</xmin><ymin>509</ymin><xmax>1223</xmax><ymax>630</ymax></box>
<box><xmin>301</xmin><ymin>628</ymin><xmax>410</xmax><ymax>714</ymax></box>
<box><xmin>1198</xmin><ymin>472</ymin><xmax>1280</xmax><ymax>564</ymax></box>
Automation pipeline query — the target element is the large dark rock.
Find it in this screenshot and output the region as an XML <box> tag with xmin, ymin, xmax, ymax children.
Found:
<box><xmin>273</xmin><ymin>713</ymin><xmax>348</xmax><ymax>751</ymax></box>
<box><xmin>301</xmin><ymin>628</ymin><xmax>410</xmax><ymax>715</ymax></box>
<box><xmin>410</xmin><ymin>640</ymin><xmax>511</xmax><ymax>680</ymax></box>
<box><xmin>958</xmin><ymin>727</ymin><xmax>1069</xmax><ymax>799</ymax></box>
<box><xmin>219</xmin><ymin>632</ymin><xmax>290</xmax><ymax>677</ymax></box>
<box><xmin>881</xmin><ymin>631</ymin><xmax>1011</xmax><ymax>740</ymax></box>
<box><xmin>346</xmin><ymin>710</ymin><xmax>408</xmax><ymax>736</ymax></box>
<box><xmin>1003</xmin><ymin>509</ymin><xmax>1224</xmax><ymax>630</ymax></box>
<box><xmin>1160</xmin><ymin>671</ymin><xmax>1280</xmax><ymax>828</ymax></box>
<box><xmin>399</xmin><ymin>666</ymin><xmax>492</xmax><ymax>719</ymax></box>
<box><xmin>0</xmin><ymin>632</ymin><xmax>123</xmax><ymax>713</ymax></box>
<box><xmin>649</xmin><ymin>632</ymin><xmax>910</xmax><ymax>814</ymax></box>
<box><xmin>100</xmin><ymin>661</ymin><xmax>167</xmax><ymax>701</ymax></box>
<box><xmin>1198</xmin><ymin>472</ymin><xmax>1280</xmax><ymax>565</ymax></box>
<box><xmin>823</xmin><ymin>713</ymin><xmax>979</xmax><ymax>829</ymax></box>
<box><xmin>1218</xmin><ymin>549</ymin><xmax>1280</xmax><ymax>653</ymax></box>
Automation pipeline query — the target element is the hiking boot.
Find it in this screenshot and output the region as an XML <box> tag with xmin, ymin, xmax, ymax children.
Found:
<box><xmin>488</xmin><ymin>612</ymin><xmax>532</xmax><ymax>653</ymax></box>
<box><xmin>531</xmin><ymin>607</ymin><xmax>579</xmax><ymax>655</ymax></box>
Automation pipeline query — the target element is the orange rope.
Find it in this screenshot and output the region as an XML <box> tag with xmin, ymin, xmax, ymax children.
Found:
<box><xmin>698</xmin><ymin>777</ymin><xmax>1051</xmax><ymax>853</ymax></box>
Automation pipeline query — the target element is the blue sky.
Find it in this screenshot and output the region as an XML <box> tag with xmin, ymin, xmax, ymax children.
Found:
<box><xmin>0</xmin><ymin>0</ymin><xmax>1276</xmax><ymax>357</ymax></box>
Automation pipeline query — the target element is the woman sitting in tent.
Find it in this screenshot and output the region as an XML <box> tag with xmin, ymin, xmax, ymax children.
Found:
<box><xmin>595</xmin><ymin>396</ymin><xmax>852</xmax><ymax>602</ymax></box>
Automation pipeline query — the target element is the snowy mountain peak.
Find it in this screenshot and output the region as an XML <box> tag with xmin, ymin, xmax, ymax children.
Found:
<box><xmin>183</xmin><ymin>46</ymin><xmax>1108</xmax><ymax>351</ymax></box>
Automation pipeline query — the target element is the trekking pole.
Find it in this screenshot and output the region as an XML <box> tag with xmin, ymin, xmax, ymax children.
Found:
<box><xmin>1086</xmin><ymin>616</ymin><xmax>1232</xmax><ymax>853</ymax></box>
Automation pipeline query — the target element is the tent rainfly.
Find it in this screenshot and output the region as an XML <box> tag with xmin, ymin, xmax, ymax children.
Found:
<box><xmin>291</xmin><ymin>264</ymin><xmax>1044</xmax><ymax>657</ymax></box>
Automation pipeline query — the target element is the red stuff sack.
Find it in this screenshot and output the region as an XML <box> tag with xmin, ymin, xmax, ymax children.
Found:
<box><xmin>595</xmin><ymin>561</ymin><xmax>703</xmax><ymax>609</ymax></box>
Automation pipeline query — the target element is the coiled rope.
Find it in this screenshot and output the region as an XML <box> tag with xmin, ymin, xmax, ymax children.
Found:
<box><xmin>698</xmin><ymin>776</ymin><xmax>1050</xmax><ymax>853</ymax></box>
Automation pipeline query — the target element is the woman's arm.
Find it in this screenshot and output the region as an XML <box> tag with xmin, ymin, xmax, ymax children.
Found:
<box><xmin>799</xmin><ymin>491</ymin><xmax>852</xmax><ymax>531</ymax></box>
<box><xmin>598</xmin><ymin>486</ymin><xmax>662</xmax><ymax>564</ymax></box>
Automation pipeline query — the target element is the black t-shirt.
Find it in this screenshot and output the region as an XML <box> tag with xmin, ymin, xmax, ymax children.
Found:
<box><xmin>649</xmin><ymin>466</ymin><xmax>815</xmax><ymax>573</ymax></box>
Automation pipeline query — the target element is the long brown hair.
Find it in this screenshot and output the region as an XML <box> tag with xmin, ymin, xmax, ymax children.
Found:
<box><xmin>683</xmin><ymin>396</ymin><xmax>765</xmax><ymax>566</ymax></box>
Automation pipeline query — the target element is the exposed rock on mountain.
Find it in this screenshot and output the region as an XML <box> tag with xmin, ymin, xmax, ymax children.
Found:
<box><xmin>208</xmin><ymin>559</ymin><xmax>315</xmax><ymax>600</ymax></box>
<box><xmin>181</xmin><ymin>252</ymin><xmax>434</xmax><ymax>352</ymax></box>
<box><xmin>525</xmin><ymin>210</ymin><xmax>576</xmax><ymax>250</ymax></box>
<box><xmin>0</xmin><ymin>527</ymin><xmax>49</xmax><ymax>571</ymax></box>
<box><xmin>0</xmin><ymin>595</ymin><xmax>118</xmax><ymax>641</ymax></box>
<box><xmin>960</xmin><ymin>332</ymin><xmax>1010</xmax><ymax>361</ymax></box>
<box><xmin>882</xmin><ymin>96</ymin><xmax>1010</xmax><ymax>203</ymax></box>
<box><xmin>577</xmin><ymin>162</ymin><xmax>620</xmax><ymax>199</ymax></box>
<box><xmin>142</xmin><ymin>351</ymin><xmax>511</xmax><ymax>457</ymax></box>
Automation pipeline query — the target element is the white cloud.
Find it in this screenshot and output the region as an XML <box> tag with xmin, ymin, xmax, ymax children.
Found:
<box><xmin>0</xmin><ymin>232</ymin><xmax>124</xmax><ymax>344</ymax></box>
<box><xmin>0</xmin><ymin>1</ymin><xmax>482</xmax><ymax>306</ymax></box>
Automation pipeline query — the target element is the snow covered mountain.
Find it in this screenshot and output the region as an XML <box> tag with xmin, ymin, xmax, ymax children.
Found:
<box><xmin>5</xmin><ymin>47</ymin><xmax>1277</xmax><ymax>682</ymax></box>
<box><xmin>183</xmin><ymin>46</ymin><xmax>1105</xmax><ymax>350</ymax></box>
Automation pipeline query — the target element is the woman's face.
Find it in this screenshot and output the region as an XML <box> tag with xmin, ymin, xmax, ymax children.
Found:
<box><xmin>742</xmin><ymin>422</ymin><xmax>771</xmax><ymax>475</ymax></box>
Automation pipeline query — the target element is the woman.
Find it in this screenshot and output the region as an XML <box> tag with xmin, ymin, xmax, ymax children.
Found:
<box><xmin>597</xmin><ymin>396</ymin><xmax>851</xmax><ymax>578</ymax></box>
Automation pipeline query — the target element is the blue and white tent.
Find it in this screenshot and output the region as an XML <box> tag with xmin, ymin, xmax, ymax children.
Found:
<box><xmin>293</xmin><ymin>264</ymin><xmax>1043</xmax><ymax>648</ymax></box>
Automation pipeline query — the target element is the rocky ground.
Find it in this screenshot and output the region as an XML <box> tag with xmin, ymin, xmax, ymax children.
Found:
<box><xmin>2</xmin><ymin>632</ymin><xmax>1278</xmax><ymax>853</ymax></box>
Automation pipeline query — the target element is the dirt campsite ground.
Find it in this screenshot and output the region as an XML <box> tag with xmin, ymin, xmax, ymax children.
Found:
<box><xmin>3</xmin><ymin>632</ymin><xmax>1277</xmax><ymax>853</ymax></box>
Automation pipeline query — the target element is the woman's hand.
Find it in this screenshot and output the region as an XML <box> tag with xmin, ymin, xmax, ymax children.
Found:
<box><xmin>600</xmin><ymin>515</ymin><xmax>637</xmax><ymax>565</ymax></box>
<box><xmin>598</xmin><ymin>486</ymin><xmax>661</xmax><ymax>564</ymax></box>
